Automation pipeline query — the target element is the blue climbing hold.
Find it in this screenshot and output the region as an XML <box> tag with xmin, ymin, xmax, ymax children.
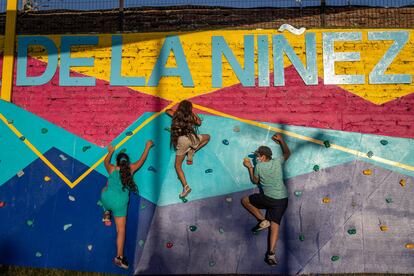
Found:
<box><xmin>205</xmin><ymin>169</ymin><xmax>213</xmax><ymax>173</ymax></box>
<box><xmin>222</xmin><ymin>139</ymin><xmax>229</xmax><ymax>145</ymax></box>
<box><xmin>367</xmin><ymin>151</ymin><xmax>374</xmax><ymax>158</ymax></box>
<box><xmin>126</xmin><ymin>131</ymin><xmax>133</xmax><ymax>136</ymax></box>
<box><xmin>148</xmin><ymin>166</ymin><xmax>157</xmax><ymax>173</ymax></box>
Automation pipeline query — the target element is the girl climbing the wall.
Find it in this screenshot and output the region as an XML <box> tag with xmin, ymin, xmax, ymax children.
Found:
<box><xmin>166</xmin><ymin>100</ymin><xmax>210</xmax><ymax>198</ymax></box>
<box><xmin>101</xmin><ymin>140</ymin><xmax>153</xmax><ymax>270</ymax></box>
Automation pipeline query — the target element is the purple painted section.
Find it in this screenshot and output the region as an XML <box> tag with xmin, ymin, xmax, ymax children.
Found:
<box><xmin>135</xmin><ymin>160</ymin><xmax>414</xmax><ymax>274</ymax></box>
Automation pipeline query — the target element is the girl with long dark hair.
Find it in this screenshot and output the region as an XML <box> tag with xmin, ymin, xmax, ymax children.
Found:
<box><xmin>166</xmin><ymin>100</ymin><xmax>210</xmax><ymax>198</ymax></box>
<box><xmin>101</xmin><ymin>141</ymin><xmax>153</xmax><ymax>269</ymax></box>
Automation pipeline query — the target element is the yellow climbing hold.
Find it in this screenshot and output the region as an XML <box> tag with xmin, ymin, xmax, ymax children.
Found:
<box><xmin>243</xmin><ymin>158</ymin><xmax>250</xmax><ymax>162</ymax></box>
<box><xmin>363</xmin><ymin>169</ymin><xmax>372</xmax><ymax>175</ymax></box>
<box><xmin>405</xmin><ymin>243</ymin><xmax>414</xmax><ymax>249</ymax></box>
<box><xmin>44</xmin><ymin>176</ymin><xmax>51</xmax><ymax>182</ymax></box>
<box><xmin>322</xmin><ymin>197</ymin><xmax>331</xmax><ymax>204</ymax></box>
<box><xmin>399</xmin><ymin>179</ymin><xmax>406</xmax><ymax>187</ymax></box>
<box><xmin>380</xmin><ymin>225</ymin><xmax>388</xmax><ymax>232</ymax></box>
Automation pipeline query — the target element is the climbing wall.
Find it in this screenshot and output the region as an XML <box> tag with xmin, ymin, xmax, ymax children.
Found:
<box><xmin>1</xmin><ymin>29</ymin><xmax>414</xmax><ymax>274</ymax></box>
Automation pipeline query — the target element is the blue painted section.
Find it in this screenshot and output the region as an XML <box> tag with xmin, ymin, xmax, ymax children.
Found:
<box><xmin>326</xmin><ymin>0</ymin><xmax>414</xmax><ymax>7</ymax></box>
<box><xmin>0</xmin><ymin>147</ymin><xmax>157</xmax><ymax>274</ymax></box>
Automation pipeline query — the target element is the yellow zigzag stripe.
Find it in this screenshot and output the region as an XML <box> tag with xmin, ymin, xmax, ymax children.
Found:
<box><xmin>192</xmin><ymin>104</ymin><xmax>414</xmax><ymax>172</ymax></box>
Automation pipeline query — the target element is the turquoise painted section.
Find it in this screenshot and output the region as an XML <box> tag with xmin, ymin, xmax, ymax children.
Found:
<box><xmin>1</xmin><ymin>100</ymin><xmax>413</xmax><ymax>205</ymax></box>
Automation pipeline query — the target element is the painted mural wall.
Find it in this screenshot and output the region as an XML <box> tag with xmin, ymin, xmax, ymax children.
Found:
<box><xmin>0</xmin><ymin>28</ymin><xmax>413</xmax><ymax>274</ymax></box>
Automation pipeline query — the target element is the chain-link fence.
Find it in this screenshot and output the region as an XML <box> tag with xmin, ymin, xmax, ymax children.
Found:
<box><xmin>0</xmin><ymin>0</ymin><xmax>412</xmax><ymax>34</ymax></box>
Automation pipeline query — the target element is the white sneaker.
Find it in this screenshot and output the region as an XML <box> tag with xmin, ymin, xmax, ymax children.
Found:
<box><xmin>251</xmin><ymin>219</ymin><xmax>271</xmax><ymax>232</ymax></box>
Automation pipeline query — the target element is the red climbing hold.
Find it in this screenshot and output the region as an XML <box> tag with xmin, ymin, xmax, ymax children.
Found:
<box><xmin>166</xmin><ymin>242</ymin><xmax>173</xmax><ymax>249</ymax></box>
<box><xmin>0</xmin><ymin>201</ymin><xmax>5</xmax><ymax>208</ymax></box>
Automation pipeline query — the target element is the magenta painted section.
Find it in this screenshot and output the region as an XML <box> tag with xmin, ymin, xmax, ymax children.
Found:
<box><xmin>1</xmin><ymin>56</ymin><xmax>171</xmax><ymax>146</ymax></box>
<box><xmin>191</xmin><ymin>66</ymin><xmax>414</xmax><ymax>139</ymax></box>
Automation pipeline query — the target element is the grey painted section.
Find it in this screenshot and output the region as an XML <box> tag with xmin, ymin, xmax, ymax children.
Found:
<box><xmin>134</xmin><ymin>160</ymin><xmax>414</xmax><ymax>274</ymax></box>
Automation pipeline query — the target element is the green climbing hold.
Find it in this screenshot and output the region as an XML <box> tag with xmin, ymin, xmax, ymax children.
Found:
<box><xmin>35</xmin><ymin>252</ymin><xmax>42</xmax><ymax>257</ymax></box>
<box><xmin>323</xmin><ymin>140</ymin><xmax>331</xmax><ymax>148</ymax></box>
<box><xmin>41</xmin><ymin>128</ymin><xmax>48</xmax><ymax>134</ymax></box>
<box><xmin>96</xmin><ymin>200</ymin><xmax>103</xmax><ymax>207</ymax></box>
<box><xmin>209</xmin><ymin>260</ymin><xmax>216</xmax><ymax>267</ymax></box>
<box><xmin>180</xmin><ymin>197</ymin><xmax>188</xmax><ymax>203</ymax></box>
<box><xmin>219</xmin><ymin>227</ymin><xmax>225</xmax><ymax>234</ymax></box>
<box><xmin>138</xmin><ymin>240</ymin><xmax>145</xmax><ymax>247</ymax></box>
<box><xmin>385</xmin><ymin>197</ymin><xmax>393</xmax><ymax>204</ymax></box>
<box><xmin>367</xmin><ymin>151</ymin><xmax>374</xmax><ymax>158</ymax></box>
<box><xmin>347</xmin><ymin>228</ymin><xmax>357</xmax><ymax>235</ymax></box>
<box><xmin>222</xmin><ymin>139</ymin><xmax>229</xmax><ymax>145</ymax></box>
<box><xmin>26</xmin><ymin>220</ymin><xmax>34</xmax><ymax>227</ymax></box>
<box><xmin>294</xmin><ymin>190</ymin><xmax>302</xmax><ymax>197</ymax></box>
<box><xmin>189</xmin><ymin>225</ymin><xmax>197</xmax><ymax>232</ymax></box>
<box><xmin>331</xmin><ymin>255</ymin><xmax>340</xmax><ymax>262</ymax></box>
<box><xmin>299</xmin><ymin>234</ymin><xmax>305</xmax><ymax>241</ymax></box>
<box><xmin>120</xmin><ymin>148</ymin><xmax>127</xmax><ymax>154</ymax></box>
<box><xmin>140</xmin><ymin>203</ymin><xmax>146</xmax><ymax>210</ymax></box>
<box><xmin>63</xmin><ymin>224</ymin><xmax>72</xmax><ymax>231</ymax></box>
<box><xmin>7</xmin><ymin>119</ymin><xmax>13</xmax><ymax>124</ymax></box>
<box><xmin>126</xmin><ymin>131</ymin><xmax>133</xmax><ymax>136</ymax></box>
<box><xmin>19</xmin><ymin>136</ymin><xmax>26</xmax><ymax>141</ymax></box>
<box><xmin>148</xmin><ymin>166</ymin><xmax>157</xmax><ymax>173</ymax></box>
<box><xmin>205</xmin><ymin>169</ymin><xmax>213</xmax><ymax>173</ymax></box>
<box><xmin>82</xmin><ymin>146</ymin><xmax>91</xmax><ymax>152</ymax></box>
<box><xmin>253</xmin><ymin>230</ymin><xmax>260</xmax><ymax>235</ymax></box>
<box><xmin>164</xmin><ymin>127</ymin><xmax>171</xmax><ymax>132</ymax></box>
<box><xmin>380</xmin><ymin>140</ymin><xmax>388</xmax><ymax>145</ymax></box>
<box><xmin>313</xmin><ymin>165</ymin><xmax>320</xmax><ymax>172</ymax></box>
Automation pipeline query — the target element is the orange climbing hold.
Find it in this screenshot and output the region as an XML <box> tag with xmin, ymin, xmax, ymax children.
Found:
<box><xmin>322</xmin><ymin>197</ymin><xmax>331</xmax><ymax>203</ymax></box>
<box><xmin>380</xmin><ymin>225</ymin><xmax>388</xmax><ymax>232</ymax></box>
<box><xmin>44</xmin><ymin>176</ymin><xmax>51</xmax><ymax>182</ymax></box>
<box><xmin>405</xmin><ymin>243</ymin><xmax>414</xmax><ymax>249</ymax></box>
<box><xmin>363</xmin><ymin>169</ymin><xmax>372</xmax><ymax>175</ymax></box>
<box><xmin>399</xmin><ymin>179</ymin><xmax>406</xmax><ymax>187</ymax></box>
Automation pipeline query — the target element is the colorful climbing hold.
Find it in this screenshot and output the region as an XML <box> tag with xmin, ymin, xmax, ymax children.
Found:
<box><xmin>19</xmin><ymin>136</ymin><xmax>26</xmax><ymax>141</ymax></box>
<box><xmin>385</xmin><ymin>197</ymin><xmax>393</xmax><ymax>204</ymax></box>
<box><xmin>205</xmin><ymin>169</ymin><xmax>213</xmax><ymax>173</ymax></box>
<box><xmin>294</xmin><ymin>190</ymin><xmax>302</xmax><ymax>197</ymax></box>
<box><xmin>148</xmin><ymin>166</ymin><xmax>157</xmax><ymax>173</ymax></box>
<box><xmin>313</xmin><ymin>165</ymin><xmax>320</xmax><ymax>172</ymax></box>
<box><xmin>35</xmin><ymin>252</ymin><xmax>42</xmax><ymax>257</ymax></box>
<box><xmin>399</xmin><ymin>179</ymin><xmax>406</xmax><ymax>187</ymax></box>
<box><xmin>138</xmin><ymin>240</ymin><xmax>145</xmax><ymax>247</ymax></box>
<box><xmin>233</xmin><ymin>126</ymin><xmax>240</xmax><ymax>132</ymax></box>
<box><xmin>63</xmin><ymin>224</ymin><xmax>72</xmax><ymax>231</ymax></box>
<box><xmin>44</xmin><ymin>176</ymin><xmax>51</xmax><ymax>182</ymax></box>
<box><xmin>41</xmin><ymin>128</ymin><xmax>48</xmax><ymax>134</ymax></box>
<box><xmin>222</xmin><ymin>139</ymin><xmax>229</xmax><ymax>145</ymax></box>
<box><xmin>26</xmin><ymin>220</ymin><xmax>34</xmax><ymax>227</ymax></box>
<box><xmin>347</xmin><ymin>228</ymin><xmax>357</xmax><ymax>235</ymax></box>
<box><xmin>189</xmin><ymin>225</ymin><xmax>197</xmax><ymax>232</ymax></box>
<box><xmin>225</xmin><ymin>196</ymin><xmax>233</xmax><ymax>203</ymax></box>
<box><xmin>219</xmin><ymin>227</ymin><xmax>225</xmax><ymax>234</ymax></box>
<box><xmin>380</xmin><ymin>140</ymin><xmax>388</xmax><ymax>145</ymax></box>
<box><xmin>209</xmin><ymin>260</ymin><xmax>216</xmax><ymax>267</ymax></box>
<box><xmin>140</xmin><ymin>203</ymin><xmax>146</xmax><ymax>210</ymax></box>
<box><xmin>0</xmin><ymin>201</ymin><xmax>5</xmax><ymax>208</ymax></box>
<box><xmin>299</xmin><ymin>234</ymin><xmax>305</xmax><ymax>241</ymax></box>
<box><xmin>323</xmin><ymin>140</ymin><xmax>331</xmax><ymax>148</ymax></box>
<box><xmin>380</xmin><ymin>225</ymin><xmax>388</xmax><ymax>232</ymax></box>
<box><xmin>164</xmin><ymin>127</ymin><xmax>171</xmax><ymax>132</ymax></box>
<box><xmin>17</xmin><ymin>170</ymin><xmax>24</xmax><ymax>177</ymax></box>
<box><xmin>126</xmin><ymin>131</ymin><xmax>133</xmax><ymax>136</ymax></box>
<box><xmin>166</xmin><ymin>242</ymin><xmax>173</xmax><ymax>249</ymax></box>
<box><xmin>363</xmin><ymin>169</ymin><xmax>372</xmax><ymax>175</ymax></box>
<box><xmin>322</xmin><ymin>197</ymin><xmax>331</xmax><ymax>204</ymax></box>
<box><xmin>7</xmin><ymin>119</ymin><xmax>13</xmax><ymax>124</ymax></box>
<box><xmin>405</xmin><ymin>243</ymin><xmax>414</xmax><ymax>249</ymax></box>
<box><xmin>331</xmin><ymin>255</ymin><xmax>340</xmax><ymax>262</ymax></box>
<box><xmin>367</xmin><ymin>151</ymin><xmax>374</xmax><ymax>158</ymax></box>
<box><xmin>68</xmin><ymin>195</ymin><xmax>75</xmax><ymax>202</ymax></box>
<box><xmin>59</xmin><ymin>154</ymin><xmax>67</xmax><ymax>161</ymax></box>
<box><xmin>82</xmin><ymin>146</ymin><xmax>91</xmax><ymax>152</ymax></box>
<box><xmin>87</xmin><ymin>245</ymin><xmax>93</xmax><ymax>251</ymax></box>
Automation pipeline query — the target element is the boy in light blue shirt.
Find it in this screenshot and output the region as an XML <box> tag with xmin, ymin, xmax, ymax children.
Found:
<box><xmin>242</xmin><ymin>133</ymin><xmax>291</xmax><ymax>266</ymax></box>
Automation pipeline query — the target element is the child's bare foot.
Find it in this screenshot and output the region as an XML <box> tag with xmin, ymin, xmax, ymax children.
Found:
<box><xmin>186</xmin><ymin>149</ymin><xmax>194</xmax><ymax>165</ymax></box>
<box><xmin>179</xmin><ymin>185</ymin><xmax>192</xmax><ymax>198</ymax></box>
